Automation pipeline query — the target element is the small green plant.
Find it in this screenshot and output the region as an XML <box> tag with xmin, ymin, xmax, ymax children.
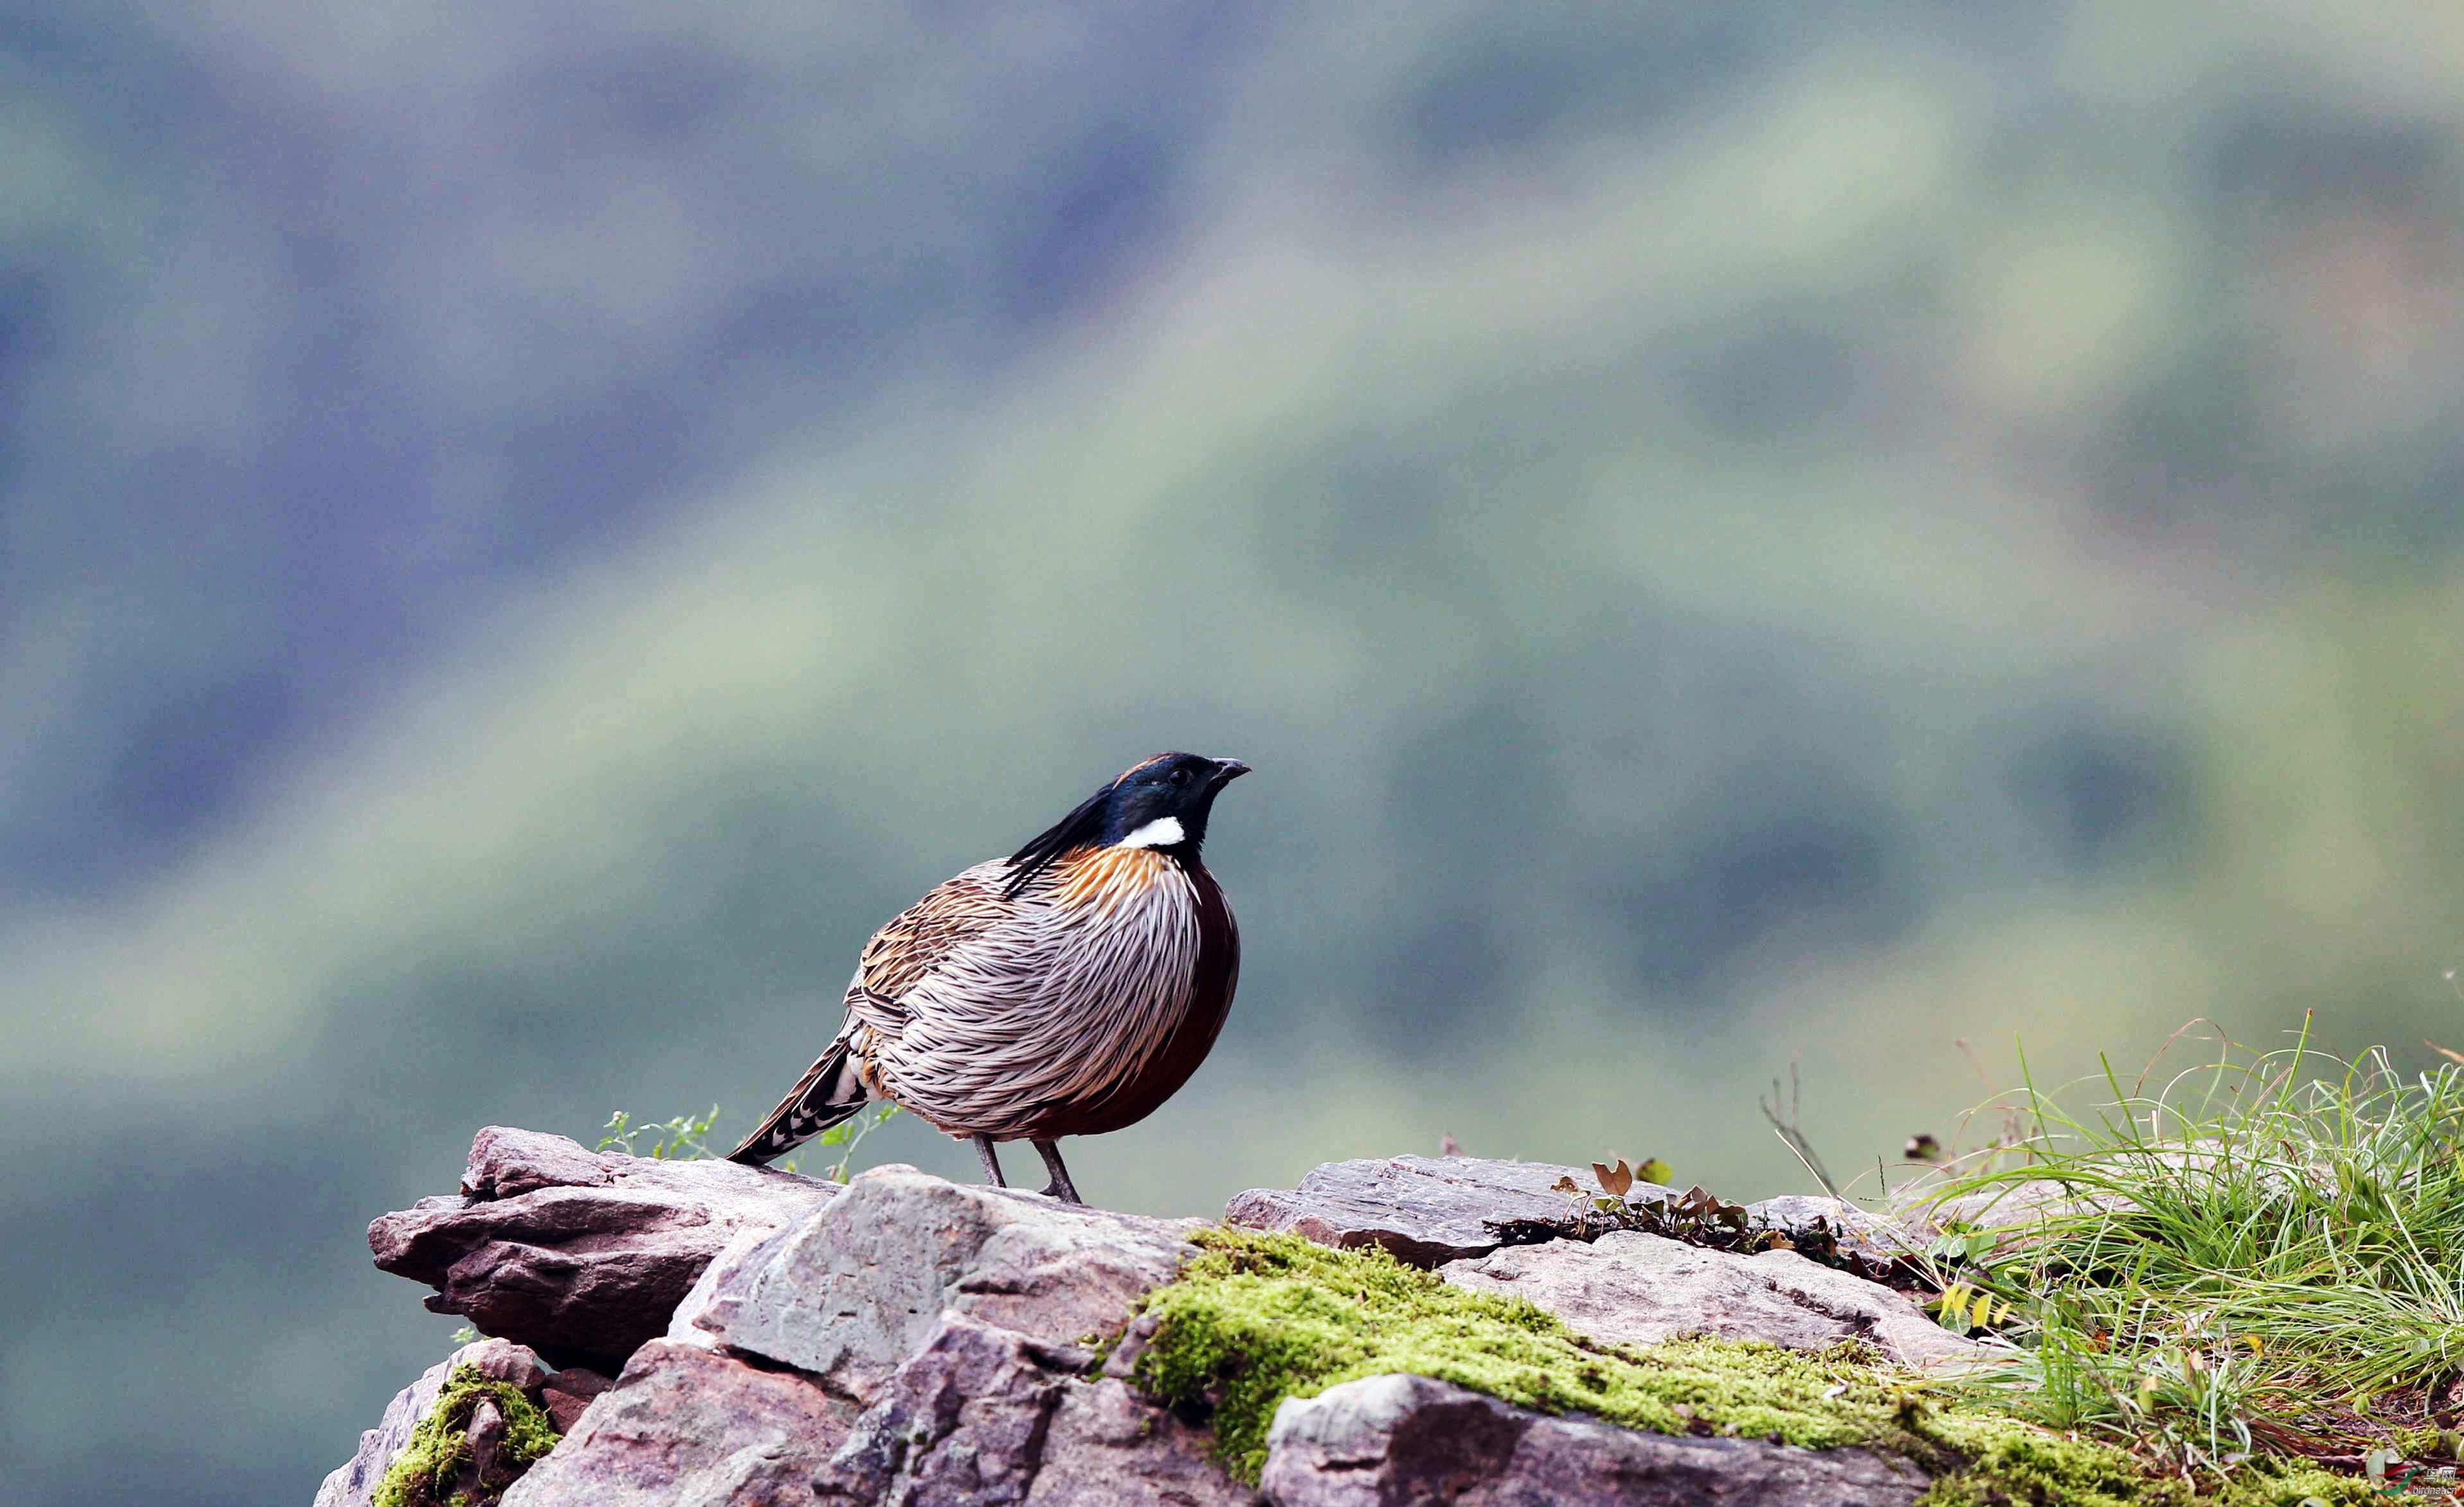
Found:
<box><xmin>807</xmin><ymin>1100</ymin><xmax>902</xmax><ymax>1183</ymax></box>
<box><xmin>593</xmin><ymin>1101</ymin><xmax>901</xmax><ymax>1181</ymax></box>
<box><xmin>596</xmin><ymin>1105</ymin><xmax>721</xmax><ymax>1160</ymax></box>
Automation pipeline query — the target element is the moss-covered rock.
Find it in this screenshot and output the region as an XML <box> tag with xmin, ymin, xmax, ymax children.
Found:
<box><xmin>371</xmin><ymin>1364</ymin><xmax>560</xmax><ymax>1507</ymax></box>
<box><xmin>1130</xmin><ymin>1227</ymin><xmax>2377</xmax><ymax>1506</ymax></box>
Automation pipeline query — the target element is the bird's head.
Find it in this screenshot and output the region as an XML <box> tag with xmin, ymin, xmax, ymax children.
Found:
<box><xmin>1004</xmin><ymin>751</ymin><xmax>1250</xmax><ymax>893</ymax></box>
<box><xmin>1097</xmin><ymin>751</ymin><xmax>1251</xmax><ymax>851</ymax></box>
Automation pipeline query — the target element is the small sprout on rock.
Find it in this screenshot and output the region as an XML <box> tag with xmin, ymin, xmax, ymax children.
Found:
<box><xmin>1588</xmin><ymin>1157</ymin><xmax>1674</xmax><ymax>1194</ymax></box>
<box><xmin>596</xmin><ymin>1106</ymin><xmax>721</xmax><ymax>1161</ymax></box>
<box><xmin>812</xmin><ymin>1101</ymin><xmax>903</xmax><ymax>1183</ymax></box>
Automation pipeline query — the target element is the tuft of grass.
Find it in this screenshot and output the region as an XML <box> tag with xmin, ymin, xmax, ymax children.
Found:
<box><xmin>1130</xmin><ymin>1227</ymin><xmax>2364</xmax><ymax>1503</ymax></box>
<box><xmin>1918</xmin><ymin>1020</ymin><xmax>2464</xmax><ymax>1490</ymax></box>
<box><xmin>372</xmin><ymin>1364</ymin><xmax>560</xmax><ymax>1507</ymax></box>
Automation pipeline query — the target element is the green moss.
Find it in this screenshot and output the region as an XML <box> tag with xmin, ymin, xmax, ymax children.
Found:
<box><xmin>372</xmin><ymin>1365</ymin><xmax>561</xmax><ymax>1507</ymax></box>
<box><xmin>1132</xmin><ymin>1228</ymin><xmax>2379</xmax><ymax>1505</ymax></box>
<box><xmin>1133</xmin><ymin>1229</ymin><xmax>1901</xmax><ymax>1477</ymax></box>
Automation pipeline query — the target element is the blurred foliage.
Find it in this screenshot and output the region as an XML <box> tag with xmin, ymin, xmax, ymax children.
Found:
<box><xmin>4</xmin><ymin>4</ymin><xmax>2464</xmax><ymax>1505</ymax></box>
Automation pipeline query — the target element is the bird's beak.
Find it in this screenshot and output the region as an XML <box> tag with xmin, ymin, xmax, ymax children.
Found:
<box><xmin>1207</xmin><ymin>758</ymin><xmax>1251</xmax><ymax>789</ymax></box>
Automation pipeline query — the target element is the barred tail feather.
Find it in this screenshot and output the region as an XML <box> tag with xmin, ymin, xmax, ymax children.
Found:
<box><xmin>725</xmin><ymin>1041</ymin><xmax>868</xmax><ymax>1165</ymax></box>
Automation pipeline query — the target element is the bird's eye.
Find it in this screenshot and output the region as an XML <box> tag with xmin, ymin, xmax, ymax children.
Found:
<box><xmin>1168</xmin><ymin>766</ymin><xmax>1191</xmax><ymax>786</ymax></box>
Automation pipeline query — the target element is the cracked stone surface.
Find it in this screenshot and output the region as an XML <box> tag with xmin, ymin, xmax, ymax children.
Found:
<box><xmin>1259</xmin><ymin>1372</ymin><xmax>1929</xmax><ymax>1506</ymax></box>
<box><xmin>1225</xmin><ymin>1155</ymin><xmax>1675</xmax><ymax>1266</ymax></box>
<box><xmin>498</xmin><ymin>1339</ymin><xmax>860</xmax><ymax>1507</ymax></box>
<box><xmin>814</xmin><ymin>1311</ymin><xmax>1254</xmax><ymax>1506</ymax></box>
<box><xmin>1440</xmin><ymin>1229</ymin><xmax>1983</xmax><ymax>1369</ymax></box>
<box><xmin>687</xmin><ymin>1162</ymin><xmax>1205</xmax><ymax>1400</ymax></box>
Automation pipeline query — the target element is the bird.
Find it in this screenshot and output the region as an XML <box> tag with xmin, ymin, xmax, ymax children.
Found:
<box><xmin>725</xmin><ymin>750</ymin><xmax>1249</xmax><ymax>1205</ymax></box>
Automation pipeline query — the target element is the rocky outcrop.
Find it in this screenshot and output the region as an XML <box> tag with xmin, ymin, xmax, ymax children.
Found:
<box><xmin>337</xmin><ymin>1133</ymin><xmax>1995</xmax><ymax>1506</ymax></box>
<box><xmin>511</xmin><ymin>1160</ymin><xmax>1224</xmax><ymax>1506</ymax></box>
<box><xmin>1440</xmin><ymin>1230</ymin><xmax>1980</xmax><ymax>1369</ymax></box>
<box><xmin>1224</xmin><ymin>1154</ymin><xmax>1669</xmax><ymax>1265</ymax></box>
<box><xmin>369</xmin><ymin>1125</ymin><xmax>838</xmax><ymax>1371</ymax></box>
<box><xmin>1259</xmin><ymin>1374</ymin><xmax>1929</xmax><ymax>1507</ymax></box>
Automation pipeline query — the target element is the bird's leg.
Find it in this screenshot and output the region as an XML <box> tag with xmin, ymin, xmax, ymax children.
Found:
<box><xmin>1031</xmin><ymin>1139</ymin><xmax>1083</xmax><ymax>1205</ymax></box>
<box><xmin>973</xmin><ymin>1134</ymin><xmax>1008</xmax><ymax>1189</ymax></box>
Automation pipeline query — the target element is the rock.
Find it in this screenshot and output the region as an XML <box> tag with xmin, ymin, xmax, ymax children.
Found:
<box><xmin>1259</xmin><ymin>1373</ymin><xmax>1929</xmax><ymax>1507</ymax></box>
<box><xmin>369</xmin><ymin>1126</ymin><xmax>839</xmax><ymax>1371</ymax></box>
<box><xmin>1035</xmin><ymin>1372</ymin><xmax>1259</xmax><ymax>1506</ymax></box>
<box><xmin>816</xmin><ymin>1313</ymin><xmax>1065</xmax><ymax>1505</ymax></box>
<box><xmin>498</xmin><ymin>1339</ymin><xmax>859</xmax><ymax>1507</ymax></box>
<box><xmin>816</xmin><ymin>1311</ymin><xmax>1255</xmax><ymax>1506</ymax></box>
<box><xmin>460</xmin><ymin>1126</ymin><xmax>625</xmax><ymax>1200</ymax></box>
<box><xmin>689</xmin><ymin>1163</ymin><xmax>1203</xmax><ymax>1399</ymax></box>
<box><xmin>314</xmin><ymin>1339</ymin><xmax>553</xmax><ymax>1507</ymax></box>
<box><xmin>1226</xmin><ymin>1155</ymin><xmax>1666</xmax><ymax>1266</ymax></box>
<box><xmin>463</xmin><ymin>1398</ymin><xmax>509</xmax><ymax>1492</ymax></box>
<box><xmin>540</xmin><ymin>1368</ymin><xmax>614</xmax><ymax>1434</ymax></box>
<box><xmin>1440</xmin><ymin>1230</ymin><xmax>1981</xmax><ymax>1370</ymax></box>
<box><xmin>663</xmin><ymin>1220</ymin><xmax>801</xmax><ymax>1351</ymax></box>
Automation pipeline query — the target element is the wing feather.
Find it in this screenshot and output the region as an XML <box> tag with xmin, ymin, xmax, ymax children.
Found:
<box><xmin>857</xmin><ymin>867</ymin><xmax>1016</xmax><ymax>1001</ymax></box>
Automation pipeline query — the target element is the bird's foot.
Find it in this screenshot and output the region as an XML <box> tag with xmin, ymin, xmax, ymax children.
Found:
<box><xmin>1031</xmin><ymin>1139</ymin><xmax>1083</xmax><ymax>1205</ymax></box>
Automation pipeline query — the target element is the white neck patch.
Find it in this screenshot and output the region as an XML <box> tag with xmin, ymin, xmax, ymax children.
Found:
<box><xmin>1117</xmin><ymin>815</ymin><xmax>1186</xmax><ymax>850</ymax></box>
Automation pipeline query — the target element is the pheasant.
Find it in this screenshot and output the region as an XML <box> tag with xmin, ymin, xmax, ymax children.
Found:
<box><xmin>725</xmin><ymin>752</ymin><xmax>1248</xmax><ymax>1205</ymax></box>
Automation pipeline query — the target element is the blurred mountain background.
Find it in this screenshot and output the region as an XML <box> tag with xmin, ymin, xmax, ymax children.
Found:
<box><xmin>6</xmin><ymin>3</ymin><xmax>2464</xmax><ymax>1501</ymax></box>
